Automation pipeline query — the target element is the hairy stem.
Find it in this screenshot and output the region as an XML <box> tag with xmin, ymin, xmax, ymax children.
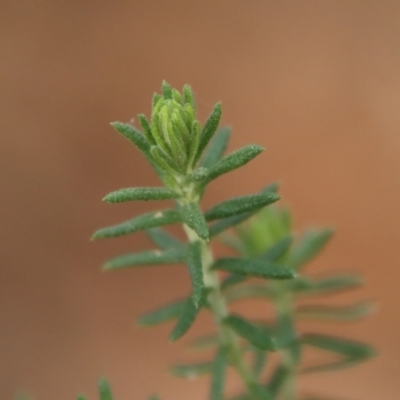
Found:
<box><xmin>183</xmin><ymin>224</ymin><xmax>258</xmax><ymax>394</ymax></box>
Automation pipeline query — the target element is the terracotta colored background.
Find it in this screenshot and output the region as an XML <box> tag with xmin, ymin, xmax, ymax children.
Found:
<box><xmin>1</xmin><ymin>1</ymin><xmax>399</xmax><ymax>399</ymax></box>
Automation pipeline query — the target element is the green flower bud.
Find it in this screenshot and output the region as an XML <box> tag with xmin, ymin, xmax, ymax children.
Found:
<box><xmin>149</xmin><ymin>82</ymin><xmax>200</xmax><ymax>174</ymax></box>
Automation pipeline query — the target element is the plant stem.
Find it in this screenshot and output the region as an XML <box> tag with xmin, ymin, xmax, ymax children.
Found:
<box><xmin>275</xmin><ymin>289</ymin><xmax>297</xmax><ymax>400</ymax></box>
<box><xmin>183</xmin><ymin>223</ymin><xmax>259</xmax><ymax>395</ymax></box>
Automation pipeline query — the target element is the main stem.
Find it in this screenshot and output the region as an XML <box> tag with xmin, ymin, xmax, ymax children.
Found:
<box><xmin>183</xmin><ymin>224</ymin><xmax>258</xmax><ymax>394</ymax></box>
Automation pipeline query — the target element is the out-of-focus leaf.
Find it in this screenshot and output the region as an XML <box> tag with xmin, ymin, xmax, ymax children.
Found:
<box><xmin>98</xmin><ymin>378</ymin><xmax>113</xmax><ymax>400</ymax></box>
<box><xmin>287</xmin><ymin>229</ymin><xmax>334</xmax><ymax>270</ymax></box>
<box><xmin>291</xmin><ymin>274</ymin><xmax>363</xmax><ymax>297</ymax></box>
<box><xmin>252</xmin><ymin>348</ymin><xmax>268</xmax><ymax>378</ymax></box>
<box><xmin>103</xmin><ymin>247</ymin><xmax>186</xmax><ymax>270</ymax></box>
<box><xmin>224</xmin><ymin>315</ymin><xmax>276</xmax><ymax>351</ymax></box>
<box><xmin>92</xmin><ymin>210</ymin><xmax>182</xmax><ymax>240</ymax></box>
<box><xmin>224</xmin><ymin>284</ymin><xmax>274</xmax><ymax>303</ymax></box>
<box><xmin>180</xmin><ymin>203</ymin><xmax>209</xmax><ymax>241</ymax></box>
<box><xmin>189</xmin><ymin>334</ymin><xmax>220</xmax><ymax>350</ymax></box>
<box><xmin>301</xmin><ymin>333</ymin><xmax>376</xmax><ymax>373</ymax></box>
<box><xmin>187</xmin><ymin>241</ymin><xmax>204</xmax><ymax>307</ymax></box>
<box><xmin>102</xmin><ymin>187</ymin><xmax>178</xmax><ymax>203</ymax></box>
<box><xmin>296</xmin><ymin>301</ymin><xmax>375</xmax><ymax>322</ymax></box>
<box><xmin>259</xmin><ymin>236</ymin><xmax>293</xmax><ymax>263</ymax></box>
<box><xmin>267</xmin><ymin>365</ymin><xmax>289</xmax><ymax>397</ymax></box>
<box><xmin>213</xmin><ymin>258</ymin><xmax>296</xmax><ymax>280</ymax></box>
<box><xmin>137</xmin><ymin>299</ymin><xmax>186</xmax><ymax>326</ymax></box>
<box><xmin>170</xmin><ymin>294</ymin><xmax>207</xmax><ymax>341</ymax></box>
<box><xmin>210</xmin><ymin>346</ymin><xmax>228</xmax><ymax>400</ymax></box>
<box><xmin>221</xmin><ymin>273</ymin><xmax>248</xmax><ymax>290</ymax></box>
<box><xmin>170</xmin><ymin>361</ymin><xmax>214</xmax><ymax>379</ymax></box>
<box><xmin>200</xmin><ymin>127</ymin><xmax>231</xmax><ymax>169</ymax></box>
<box><xmin>76</xmin><ymin>396</ymin><xmax>87</xmax><ymax>400</ymax></box>
<box><xmin>146</xmin><ymin>228</ymin><xmax>183</xmax><ymax>250</ymax></box>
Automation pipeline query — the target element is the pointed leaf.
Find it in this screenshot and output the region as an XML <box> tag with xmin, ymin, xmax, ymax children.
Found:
<box><xmin>183</xmin><ymin>84</ymin><xmax>195</xmax><ymax>109</ymax></box>
<box><xmin>206</xmin><ymin>144</ymin><xmax>264</xmax><ymax>183</ymax></box>
<box><xmin>205</xmin><ymin>193</ymin><xmax>280</xmax><ymax>222</ymax></box>
<box><xmin>189</xmin><ymin>334</ymin><xmax>220</xmax><ymax>350</ymax></box>
<box><xmin>221</xmin><ymin>273</ymin><xmax>247</xmax><ymax>290</ymax></box>
<box><xmin>200</xmin><ymin>126</ymin><xmax>231</xmax><ymax>169</ymax></box>
<box><xmin>138</xmin><ymin>114</ymin><xmax>156</xmax><ymax>145</ymax></box>
<box><xmin>224</xmin><ymin>315</ymin><xmax>276</xmax><ymax>351</ymax></box>
<box><xmin>170</xmin><ymin>294</ymin><xmax>206</xmax><ymax>341</ymax></box>
<box><xmin>210</xmin><ymin>346</ymin><xmax>228</xmax><ymax>400</ymax></box>
<box><xmin>301</xmin><ymin>333</ymin><xmax>376</xmax><ymax>373</ymax></box>
<box><xmin>186</xmin><ymin>167</ymin><xmax>209</xmax><ymax>183</ymax></box>
<box><xmin>259</xmin><ymin>236</ymin><xmax>293</xmax><ymax>262</ymax></box>
<box><xmin>98</xmin><ymin>378</ymin><xmax>113</xmax><ymax>400</ymax></box>
<box><xmin>267</xmin><ymin>365</ymin><xmax>289</xmax><ymax>396</ymax></box>
<box><xmin>103</xmin><ymin>247</ymin><xmax>187</xmax><ymax>270</ymax></box>
<box><xmin>209</xmin><ymin>185</ymin><xmax>279</xmax><ymax>237</ymax></box>
<box><xmin>291</xmin><ymin>274</ymin><xmax>363</xmax><ymax>297</ymax></box>
<box><xmin>224</xmin><ymin>284</ymin><xmax>274</xmax><ymax>303</ymax></box>
<box><xmin>111</xmin><ymin>122</ymin><xmax>150</xmax><ymax>155</ymax></box>
<box><xmin>187</xmin><ymin>241</ymin><xmax>204</xmax><ymax>307</ymax></box>
<box><xmin>161</xmin><ymin>80</ymin><xmax>173</xmax><ymax>98</ymax></box>
<box><xmin>213</xmin><ymin>258</ymin><xmax>296</xmax><ymax>280</ymax></box>
<box><xmin>137</xmin><ymin>299</ymin><xmax>186</xmax><ymax>326</ymax></box>
<box><xmin>180</xmin><ymin>203</ymin><xmax>209</xmax><ymax>240</ymax></box>
<box><xmin>146</xmin><ymin>228</ymin><xmax>183</xmax><ymax>250</ymax></box>
<box><xmin>252</xmin><ymin>348</ymin><xmax>267</xmax><ymax>378</ymax></box>
<box><xmin>194</xmin><ymin>102</ymin><xmax>222</xmax><ymax>164</ymax></box>
<box><xmin>287</xmin><ymin>228</ymin><xmax>334</xmax><ymax>270</ymax></box>
<box><xmin>103</xmin><ymin>187</ymin><xmax>178</xmax><ymax>203</ymax></box>
<box><xmin>91</xmin><ymin>209</ymin><xmax>182</xmax><ymax>240</ymax></box>
<box><xmin>170</xmin><ymin>361</ymin><xmax>214</xmax><ymax>379</ymax></box>
<box><xmin>296</xmin><ymin>301</ymin><xmax>375</xmax><ymax>322</ymax></box>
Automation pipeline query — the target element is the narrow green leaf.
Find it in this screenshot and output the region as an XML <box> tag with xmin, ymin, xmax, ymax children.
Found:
<box><xmin>98</xmin><ymin>378</ymin><xmax>113</xmax><ymax>400</ymax></box>
<box><xmin>267</xmin><ymin>365</ymin><xmax>289</xmax><ymax>396</ymax></box>
<box><xmin>259</xmin><ymin>236</ymin><xmax>293</xmax><ymax>262</ymax></box>
<box><xmin>138</xmin><ymin>114</ymin><xmax>156</xmax><ymax>145</ymax></box>
<box><xmin>275</xmin><ymin>314</ymin><xmax>297</xmax><ymax>349</ymax></box>
<box><xmin>180</xmin><ymin>203</ymin><xmax>209</xmax><ymax>240</ymax></box>
<box><xmin>152</xmin><ymin>92</ymin><xmax>162</xmax><ymax>110</ymax></box>
<box><xmin>189</xmin><ymin>334</ymin><xmax>220</xmax><ymax>350</ymax></box>
<box><xmin>206</xmin><ymin>144</ymin><xmax>264</xmax><ymax>183</ymax></box>
<box><xmin>170</xmin><ymin>294</ymin><xmax>206</xmax><ymax>341</ymax></box>
<box><xmin>301</xmin><ymin>333</ymin><xmax>376</xmax><ymax>373</ymax></box>
<box><xmin>296</xmin><ymin>301</ymin><xmax>375</xmax><ymax>322</ymax></box>
<box><xmin>209</xmin><ymin>184</ymin><xmax>279</xmax><ymax>237</ymax></box>
<box><xmin>224</xmin><ymin>284</ymin><xmax>274</xmax><ymax>303</ymax></box>
<box><xmin>187</xmin><ymin>241</ymin><xmax>204</xmax><ymax>307</ymax></box>
<box><xmin>76</xmin><ymin>396</ymin><xmax>87</xmax><ymax>400</ymax></box>
<box><xmin>221</xmin><ymin>273</ymin><xmax>247</xmax><ymax>290</ymax></box>
<box><xmin>170</xmin><ymin>361</ymin><xmax>214</xmax><ymax>379</ymax></box>
<box><xmin>110</xmin><ymin>122</ymin><xmax>150</xmax><ymax>155</ymax></box>
<box><xmin>210</xmin><ymin>346</ymin><xmax>228</xmax><ymax>400</ymax></box>
<box><xmin>252</xmin><ymin>348</ymin><xmax>267</xmax><ymax>378</ymax></box>
<box><xmin>213</xmin><ymin>258</ymin><xmax>296</xmax><ymax>280</ymax></box>
<box><xmin>162</xmin><ymin>80</ymin><xmax>173</xmax><ymax>98</ymax></box>
<box><xmin>91</xmin><ymin>209</ymin><xmax>182</xmax><ymax>240</ymax></box>
<box><xmin>287</xmin><ymin>228</ymin><xmax>334</xmax><ymax>270</ymax></box>
<box><xmin>291</xmin><ymin>274</ymin><xmax>363</xmax><ymax>297</ymax></box>
<box><xmin>224</xmin><ymin>315</ymin><xmax>276</xmax><ymax>351</ymax></box>
<box><xmin>148</xmin><ymin>396</ymin><xmax>160</xmax><ymax>400</ymax></box>
<box><xmin>137</xmin><ymin>299</ymin><xmax>186</xmax><ymax>326</ymax></box>
<box><xmin>146</xmin><ymin>228</ymin><xmax>183</xmax><ymax>250</ymax></box>
<box><xmin>150</xmin><ymin>144</ymin><xmax>182</xmax><ymax>174</ymax></box>
<box><xmin>183</xmin><ymin>84</ymin><xmax>195</xmax><ymax>109</ymax></box>
<box><xmin>200</xmin><ymin>126</ymin><xmax>231</xmax><ymax>169</ymax></box>
<box><xmin>205</xmin><ymin>192</ymin><xmax>280</xmax><ymax>222</ymax></box>
<box><xmin>195</xmin><ymin>103</ymin><xmax>222</xmax><ymax>164</ymax></box>
<box><xmin>103</xmin><ymin>247</ymin><xmax>186</xmax><ymax>270</ymax></box>
<box><xmin>102</xmin><ymin>187</ymin><xmax>178</xmax><ymax>203</ymax></box>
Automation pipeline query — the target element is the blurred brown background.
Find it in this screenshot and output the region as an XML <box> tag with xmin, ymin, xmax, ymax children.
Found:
<box><xmin>1</xmin><ymin>1</ymin><xmax>399</xmax><ymax>399</ymax></box>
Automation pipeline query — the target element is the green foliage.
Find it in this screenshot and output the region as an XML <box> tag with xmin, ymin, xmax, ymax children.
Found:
<box><xmin>85</xmin><ymin>82</ymin><xmax>374</xmax><ymax>400</ymax></box>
